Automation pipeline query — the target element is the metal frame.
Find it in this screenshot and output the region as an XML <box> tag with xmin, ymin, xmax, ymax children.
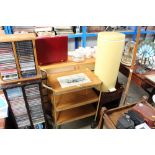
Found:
<box><xmin>3</xmin><ymin>26</ymin><xmax>12</xmax><ymax>34</ymax></box>
<box><xmin>4</xmin><ymin>26</ymin><xmax>155</xmax><ymax>49</ymax></box>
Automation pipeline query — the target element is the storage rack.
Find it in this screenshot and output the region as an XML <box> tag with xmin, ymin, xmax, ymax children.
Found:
<box><xmin>1</xmin><ymin>78</ymin><xmax>47</xmax><ymax>129</ymax></box>
<box><xmin>3</xmin><ymin>26</ymin><xmax>155</xmax><ymax>49</ymax></box>
<box><xmin>0</xmin><ymin>33</ymin><xmax>47</xmax><ymax>129</ymax></box>
<box><xmin>41</xmin><ymin>68</ymin><xmax>102</xmax><ymax>128</ymax></box>
<box><xmin>0</xmin><ymin>33</ymin><xmax>39</xmax><ymax>83</ymax></box>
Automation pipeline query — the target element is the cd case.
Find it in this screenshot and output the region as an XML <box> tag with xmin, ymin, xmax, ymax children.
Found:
<box><xmin>0</xmin><ymin>42</ymin><xmax>18</xmax><ymax>80</ymax></box>
<box><xmin>15</xmin><ymin>40</ymin><xmax>37</xmax><ymax>78</ymax></box>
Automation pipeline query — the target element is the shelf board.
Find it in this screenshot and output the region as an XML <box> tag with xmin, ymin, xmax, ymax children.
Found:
<box><xmin>39</xmin><ymin>56</ymin><xmax>95</xmax><ymax>71</ymax></box>
<box><xmin>47</xmin><ymin>68</ymin><xmax>101</xmax><ymax>95</ymax></box>
<box><xmin>56</xmin><ymin>104</ymin><xmax>96</xmax><ymax>125</ymax></box>
<box><xmin>54</xmin><ymin>88</ymin><xmax>98</xmax><ymax>112</ymax></box>
<box><xmin>0</xmin><ymin>75</ymin><xmax>41</xmax><ymax>87</ymax></box>
<box><xmin>0</xmin><ymin>33</ymin><xmax>36</xmax><ymax>42</ymax></box>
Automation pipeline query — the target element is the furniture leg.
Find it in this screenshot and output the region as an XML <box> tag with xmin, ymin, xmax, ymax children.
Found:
<box><xmin>98</xmin><ymin>107</ymin><xmax>107</xmax><ymax>129</ymax></box>
<box><xmin>91</xmin><ymin>83</ymin><xmax>102</xmax><ymax>128</ymax></box>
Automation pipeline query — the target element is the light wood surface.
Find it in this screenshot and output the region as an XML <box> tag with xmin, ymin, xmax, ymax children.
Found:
<box><xmin>47</xmin><ymin>68</ymin><xmax>102</xmax><ymax>94</ymax></box>
<box><xmin>39</xmin><ymin>57</ymin><xmax>101</xmax><ymax>128</ymax></box>
<box><xmin>56</xmin><ymin>104</ymin><xmax>96</xmax><ymax>125</ymax></box>
<box><xmin>39</xmin><ymin>56</ymin><xmax>95</xmax><ymax>73</ymax></box>
<box><xmin>0</xmin><ymin>34</ymin><xmax>39</xmax><ymax>85</ymax></box>
<box><xmin>104</xmin><ymin>114</ymin><xmax>116</xmax><ymax>129</ymax></box>
<box><xmin>53</xmin><ymin>88</ymin><xmax>98</xmax><ymax>112</ymax></box>
<box><xmin>119</xmin><ymin>27</ymin><xmax>141</xmax><ymax>106</ymax></box>
<box><xmin>32</xmin><ymin>39</ymin><xmax>39</xmax><ymax>75</ymax></box>
<box><xmin>12</xmin><ymin>42</ymin><xmax>21</xmax><ymax>78</ymax></box>
<box><xmin>0</xmin><ymin>33</ymin><xmax>36</xmax><ymax>42</ymax></box>
<box><xmin>0</xmin><ymin>75</ymin><xmax>41</xmax><ymax>86</ymax></box>
<box><xmin>46</xmin><ymin>68</ymin><xmax>102</xmax><ymax>127</ymax></box>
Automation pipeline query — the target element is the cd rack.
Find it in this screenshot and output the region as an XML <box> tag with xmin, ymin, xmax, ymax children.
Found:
<box><xmin>2</xmin><ymin>78</ymin><xmax>47</xmax><ymax>129</ymax></box>
<box><xmin>0</xmin><ymin>33</ymin><xmax>39</xmax><ymax>83</ymax></box>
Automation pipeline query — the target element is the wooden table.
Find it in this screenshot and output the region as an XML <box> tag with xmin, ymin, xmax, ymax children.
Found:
<box><xmin>42</xmin><ymin>68</ymin><xmax>102</xmax><ymax>128</ymax></box>
<box><xmin>119</xmin><ymin>63</ymin><xmax>155</xmax><ymax>102</ymax></box>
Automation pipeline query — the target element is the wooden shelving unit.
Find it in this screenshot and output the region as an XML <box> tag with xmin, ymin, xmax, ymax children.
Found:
<box><xmin>42</xmin><ymin>68</ymin><xmax>102</xmax><ymax>128</ymax></box>
<box><xmin>54</xmin><ymin>88</ymin><xmax>99</xmax><ymax>112</ymax></box>
<box><xmin>0</xmin><ymin>33</ymin><xmax>39</xmax><ymax>83</ymax></box>
<box><xmin>47</xmin><ymin>68</ymin><xmax>101</xmax><ymax>94</ymax></box>
<box><xmin>0</xmin><ymin>33</ymin><xmax>47</xmax><ymax>129</ymax></box>
<box><xmin>56</xmin><ymin>104</ymin><xmax>96</xmax><ymax>125</ymax></box>
<box><xmin>1</xmin><ymin>78</ymin><xmax>47</xmax><ymax>129</ymax></box>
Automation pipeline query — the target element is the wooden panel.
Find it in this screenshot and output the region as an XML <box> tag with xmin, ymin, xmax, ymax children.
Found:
<box><xmin>12</xmin><ymin>42</ymin><xmax>21</xmax><ymax>78</ymax></box>
<box><xmin>106</xmin><ymin>103</ymin><xmax>136</xmax><ymax>114</ymax></box>
<box><xmin>54</xmin><ymin>88</ymin><xmax>98</xmax><ymax>111</ymax></box>
<box><xmin>104</xmin><ymin>114</ymin><xmax>116</xmax><ymax>129</ymax></box>
<box><xmin>0</xmin><ymin>33</ymin><xmax>36</xmax><ymax>42</ymax></box>
<box><xmin>39</xmin><ymin>56</ymin><xmax>95</xmax><ymax>72</ymax></box>
<box><xmin>47</xmin><ymin>66</ymin><xmax>76</xmax><ymax>74</ymax></box>
<box><xmin>56</xmin><ymin>104</ymin><xmax>96</xmax><ymax>125</ymax></box>
<box><xmin>32</xmin><ymin>39</ymin><xmax>39</xmax><ymax>75</ymax></box>
<box><xmin>47</xmin><ymin>68</ymin><xmax>102</xmax><ymax>94</ymax></box>
<box><xmin>78</xmin><ymin>63</ymin><xmax>95</xmax><ymax>71</ymax></box>
<box><xmin>103</xmin><ymin>101</ymin><xmax>150</xmax><ymax>128</ymax></box>
<box><xmin>0</xmin><ymin>75</ymin><xmax>41</xmax><ymax>86</ymax></box>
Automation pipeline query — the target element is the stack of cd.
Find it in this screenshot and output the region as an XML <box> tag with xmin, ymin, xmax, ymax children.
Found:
<box><xmin>15</xmin><ymin>41</ymin><xmax>37</xmax><ymax>78</ymax></box>
<box><xmin>24</xmin><ymin>84</ymin><xmax>45</xmax><ymax>125</ymax></box>
<box><xmin>0</xmin><ymin>42</ymin><xmax>18</xmax><ymax>80</ymax></box>
<box><xmin>6</xmin><ymin>87</ymin><xmax>31</xmax><ymax>128</ymax></box>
